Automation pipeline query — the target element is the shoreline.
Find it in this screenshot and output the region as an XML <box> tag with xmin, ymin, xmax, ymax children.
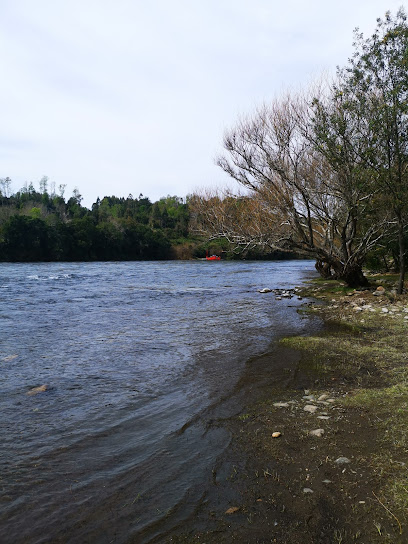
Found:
<box><xmin>163</xmin><ymin>275</ymin><xmax>408</xmax><ymax>544</ymax></box>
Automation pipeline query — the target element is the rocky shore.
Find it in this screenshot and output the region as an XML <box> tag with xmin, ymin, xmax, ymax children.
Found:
<box><xmin>166</xmin><ymin>275</ymin><xmax>408</xmax><ymax>544</ymax></box>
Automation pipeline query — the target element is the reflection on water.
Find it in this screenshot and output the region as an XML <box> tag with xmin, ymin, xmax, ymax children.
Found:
<box><xmin>0</xmin><ymin>260</ymin><xmax>316</xmax><ymax>543</ymax></box>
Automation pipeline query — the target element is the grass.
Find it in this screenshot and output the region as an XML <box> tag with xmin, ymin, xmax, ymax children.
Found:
<box><xmin>287</xmin><ymin>274</ymin><xmax>408</xmax><ymax>522</ymax></box>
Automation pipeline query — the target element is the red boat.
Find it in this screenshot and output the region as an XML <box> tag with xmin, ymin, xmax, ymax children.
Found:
<box><xmin>206</xmin><ymin>255</ymin><xmax>221</xmax><ymax>261</ymax></box>
<box><xmin>205</xmin><ymin>251</ymin><xmax>221</xmax><ymax>260</ymax></box>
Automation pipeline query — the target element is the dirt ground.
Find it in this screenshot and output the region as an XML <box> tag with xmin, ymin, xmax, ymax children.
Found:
<box><xmin>161</xmin><ymin>278</ymin><xmax>408</xmax><ymax>544</ymax></box>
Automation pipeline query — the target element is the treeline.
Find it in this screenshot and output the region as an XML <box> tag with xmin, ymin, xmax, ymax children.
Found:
<box><xmin>0</xmin><ymin>179</ymin><xmax>291</xmax><ymax>262</ymax></box>
<box><xmin>0</xmin><ymin>180</ymin><xmax>193</xmax><ymax>261</ymax></box>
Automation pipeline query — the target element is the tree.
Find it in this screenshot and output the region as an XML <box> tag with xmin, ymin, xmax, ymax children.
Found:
<box><xmin>341</xmin><ymin>8</ymin><xmax>408</xmax><ymax>293</ymax></box>
<box><xmin>39</xmin><ymin>175</ymin><xmax>48</xmax><ymax>194</ymax></box>
<box><xmin>212</xmin><ymin>93</ymin><xmax>383</xmax><ymax>286</ymax></box>
<box><xmin>0</xmin><ymin>177</ymin><xmax>12</xmax><ymax>198</ymax></box>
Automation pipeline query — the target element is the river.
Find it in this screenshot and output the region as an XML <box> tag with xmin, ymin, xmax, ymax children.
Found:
<box><xmin>0</xmin><ymin>260</ymin><xmax>316</xmax><ymax>543</ymax></box>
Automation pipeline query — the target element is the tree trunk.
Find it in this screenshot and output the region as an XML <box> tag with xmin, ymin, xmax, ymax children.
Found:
<box><xmin>315</xmin><ymin>260</ymin><xmax>332</xmax><ymax>279</ymax></box>
<box><xmin>341</xmin><ymin>266</ymin><xmax>369</xmax><ymax>288</ymax></box>
<box><xmin>397</xmin><ymin>219</ymin><xmax>406</xmax><ymax>295</ymax></box>
<box><xmin>315</xmin><ymin>259</ymin><xmax>368</xmax><ymax>288</ymax></box>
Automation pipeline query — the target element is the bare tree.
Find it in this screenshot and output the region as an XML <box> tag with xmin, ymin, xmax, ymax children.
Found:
<box><xmin>201</xmin><ymin>92</ymin><xmax>387</xmax><ymax>286</ymax></box>
<box><xmin>190</xmin><ymin>188</ymin><xmax>291</xmax><ymax>254</ymax></box>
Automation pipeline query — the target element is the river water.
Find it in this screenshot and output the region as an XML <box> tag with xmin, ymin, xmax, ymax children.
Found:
<box><xmin>0</xmin><ymin>260</ymin><xmax>316</xmax><ymax>543</ymax></box>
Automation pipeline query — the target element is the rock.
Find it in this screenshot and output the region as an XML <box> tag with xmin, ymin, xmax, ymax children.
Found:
<box><xmin>309</xmin><ymin>428</ymin><xmax>325</xmax><ymax>437</ymax></box>
<box><xmin>297</xmin><ymin>296</ymin><xmax>303</xmax><ymax>300</ymax></box>
<box><xmin>303</xmin><ymin>395</ymin><xmax>315</xmax><ymax>401</ymax></box>
<box><xmin>273</xmin><ymin>402</ymin><xmax>289</xmax><ymax>408</ymax></box>
<box><xmin>225</xmin><ymin>506</ymin><xmax>240</xmax><ymax>514</ymax></box>
<box><xmin>275</xmin><ymin>296</ymin><xmax>282</xmax><ymax>300</ymax></box>
<box><xmin>304</xmin><ymin>390</ymin><xmax>310</xmax><ymax>395</ymax></box>
<box><xmin>304</xmin><ymin>405</ymin><xmax>318</xmax><ymax>413</ymax></box>
<box><xmin>335</xmin><ymin>457</ymin><xmax>351</xmax><ymax>465</ymax></box>
<box><xmin>317</xmin><ymin>394</ymin><xmax>329</xmax><ymax>401</ymax></box>
<box><xmin>258</xmin><ymin>288</ymin><xmax>272</xmax><ymax>293</ymax></box>
<box><xmin>382</xmin><ymin>307</ymin><xmax>389</xmax><ymax>313</ymax></box>
<box><xmin>303</xmin><ymin>488</ymin><xmax>314</xmax><ymax>494</ymax></box>
<box><xmin>272</xmin><ymin>432</ymin><xmax>281</xmax><ymax>438</ymax></box>
<box><xmin>3</xmin><ymin>354</ymin><xmax>18</xmax><ymax>362</ymax></box>
<box><xmin>26</xmin><ymin>384</ymin><xmax>48</xmax><ymax>396</ymax></box>
<box><xmin>323</xmin><ymin>479</ymin><xmax>332</xmax><ymax>484</ymax></box>
<box><xmin>376</xmin><ymin>286</ymin><xmax>385</xmax><ymax>292</ymax></box>
<box><xmin>317</xmin><ymin>416</ymin><xmax>331</xmax><ymax>420</ymax></box>
<box><xmin>354</xmin><ymin>306</ymin><xmax>363</xmax><ymax>311</ymax></box>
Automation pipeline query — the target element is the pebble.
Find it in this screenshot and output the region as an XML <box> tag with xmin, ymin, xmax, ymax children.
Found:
<box><xmin>309</xmin><ymin>429</ymin><xmax>324</xmax><ymax>437</ymax></box>
<box><xmin>317</xmin><ymin>416</ymin><xmax>331</xmax><ymax>420</ymax></box>
<box><xmin>322</xmin><ymin>479</ymin><xmax>332</xmax><ymax>484</ymax></box>
<box><xmin>304</xmin><ymin>405</ymin><xmax>318</xmax><ymax>413</ymax></box>
<box><xmin>273</xmin><ymin>402</ymin><xmax>289</xmax><ymax>408</ymax></box>
<box><xmin>382</xmin><ymin>308</ymin><xmax>389</xmax><ymax>313</ymax></box>
<box><xmin>272</xmin><ymin>432</ymin><xmax>281</xmax><ymax>438</ymax></box>
<box><xmin>303</xmin><ymin>488</ymin><xmax>314</xmax><ymax>494</ymax></box>
<box><xmin>335</xmin><ymin>457</ymin><xmax>351</xmax><ymax>465</ymax></box>
<box><xmin>303</xmin><ymin>395</ymin><xmax>315</xmax><ymax>400</ymax></box>
<box><xmin>317</xmin><ymin>394</ymin><xmax>329</xmax><ymax>401</ymax></box>
<box><xmin>225</xmin><ymin>506</ymin><xmax>240</xmax><ymax>514</ymax></box>
<box><xmin>258</xmin><ymin>288</ymin><xmax>272</xmax><ymax>293</ymax></box>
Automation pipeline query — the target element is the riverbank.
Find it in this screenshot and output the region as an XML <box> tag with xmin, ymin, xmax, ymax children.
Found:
<box><xmin>164</xmin><ymin>274</ymin><xmax>408</xmax><ymax>544</ymax></box>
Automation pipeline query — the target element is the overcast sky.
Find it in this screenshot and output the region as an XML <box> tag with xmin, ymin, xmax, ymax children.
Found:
<box><xmin>0</xmin><ymin>0</ymin><xmax>405</xmax><ymax>207</ymax></box>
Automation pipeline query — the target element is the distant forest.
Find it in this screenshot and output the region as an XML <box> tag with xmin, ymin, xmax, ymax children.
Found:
<box><xmin>0</xmin><ymin>177</ymin><xmax>290</xmax><ymax>262</ymax></box>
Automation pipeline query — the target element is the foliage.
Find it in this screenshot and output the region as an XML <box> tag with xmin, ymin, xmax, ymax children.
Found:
<box><xmin>0</xmin><ymin>185</ymin><xmax>184</xmax><ymax>261</ymax></box>
<box><xmin>191</xmin><ymin>9</ymin><xmax>408</xmax><ymax>288</ymax></box>
<box><xmin>0</xmin><ymin>182</ymin><xmax>284</xmax><ymax>262</ymax></box>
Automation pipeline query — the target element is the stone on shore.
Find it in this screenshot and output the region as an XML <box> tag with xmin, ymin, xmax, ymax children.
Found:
<box><xmin>309</xmin><ymin>428</ymin><xmax>325</xmax><ymax>437</ymax></box>
<box><xmin>335</xmin><ymin>457</ymin><xmax>351</xmax><ymax>465</ymax></box>
<box><xmin>304</xmin><ymin>405</ymin><xmax>318</xmax><ymax>413</ymax></box>
<box><xmin>273</xmin><ymin>402</ymin><xmax>290</xmax><ymax>408</ymax></box>
<box><xmin>225</xmin><ymin>506</ymin><xmax>240</xmax><ymax>514</ymax></box>
<box><xmin>258</xmin><ymin>288</ymin><xmax>272</xmax><ymax>293</ymax></box>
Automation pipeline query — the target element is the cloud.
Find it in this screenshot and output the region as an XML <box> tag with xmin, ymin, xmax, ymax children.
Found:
<box><xmin>0</xmin><ymin>0</ymin><xmax>404</xmax><ymax>206</ymax></box>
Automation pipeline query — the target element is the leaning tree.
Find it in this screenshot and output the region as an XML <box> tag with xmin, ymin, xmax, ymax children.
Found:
<box><xmin>205</xmin><ymin>91</ymin><xmax>387</xmax><ymax>286</ymax></box>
